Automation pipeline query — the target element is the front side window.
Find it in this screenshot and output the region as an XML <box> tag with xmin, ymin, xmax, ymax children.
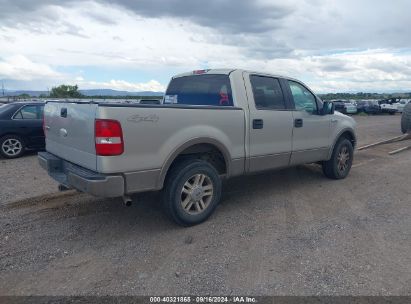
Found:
<box><xmin>250</xmin><ymin>75</ymin><xmax>286</xmax><ymax>110</ymax></box>
<box><xmin>165</xmin><ymin>74</ymin><xmax>233</xmax><ymax>106</ymax></box>
<box><xmin>288</xmin><ymin>81</ymin><xmax>317</xmax><ymax>114</ymax></box>
<box><xmin>14</xmin><ymin>105</ymin><xmax>40</xmax><ymax>119</ymax></box>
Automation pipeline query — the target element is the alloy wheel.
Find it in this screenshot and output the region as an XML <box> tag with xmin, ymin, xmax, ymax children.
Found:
<box><xmin>2</xmin><ymin>138</ymin><xmax>23</xmax><ymax>157</ymax></box>
<box><xmin>180</xmin><ymin>173</ymin><xmax>214</xmax><ymax>215</ymax></box>
<box><xmin>337</xmin><ymin>145</ymin><xmax>350</xmax><ymax>173</ymax></box>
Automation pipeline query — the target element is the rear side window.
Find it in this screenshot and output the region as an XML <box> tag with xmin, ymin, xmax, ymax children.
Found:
<box><xmin>165</xmin><ymin>74</ymin><xmax>233</xmax><ymax>106</ymax></box>
<box><xmin>14</xmin><ymin>105</ymin><xmax>41</xmax><ymax>119</ymax></box>
<box><xmin>250</xmin><ymin>75</ymin><xmax>286</xmax><ymax>110</ymax></box>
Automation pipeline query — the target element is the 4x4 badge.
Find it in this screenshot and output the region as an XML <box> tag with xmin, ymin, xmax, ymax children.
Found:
<box><xmin>127</xmin><ymin>114</ymin><xmax>159</xmax><ymax>123</ymax></box>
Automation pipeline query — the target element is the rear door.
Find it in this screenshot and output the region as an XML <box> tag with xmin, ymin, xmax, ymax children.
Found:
<box><xmin>44</xmin><ymin>102</ymin><xmax>98</xmax><ymax>170</ymax></box>
<box><xmin>244</xmin><ymin>73</ymin><xmax>294</xmax><ymax>172</ymax></box>
<box><xmin>12</xmin><ymin>104</ymin><xmax>44</xmax><ymax>147</ymax></box>
<box><xmin>285</xmin><ymin>80</ymin><xmax>331</xmax><ymax>165</ymax></box>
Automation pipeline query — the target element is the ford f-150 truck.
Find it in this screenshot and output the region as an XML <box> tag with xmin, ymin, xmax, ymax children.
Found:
<box><xmin>39</xmin><ymin>69</ymin><xmax>357</xmax><ymax>226</ymax></box>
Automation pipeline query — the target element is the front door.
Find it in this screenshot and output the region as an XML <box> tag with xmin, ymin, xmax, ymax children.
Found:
<box><xmin>286</xmin><ymin>80</ymin><xmax>331</xmax><ymax>165</ymax></box>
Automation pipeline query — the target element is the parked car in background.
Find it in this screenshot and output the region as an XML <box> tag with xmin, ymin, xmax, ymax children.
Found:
<box><xmin>397</xmin><ymin>99</ymin><xmax>410</xmax><ymax>113</ymax></box>
<box><xmin>355</xmin><ymin>100</ymin><xmax>381</xmax><ymax>114</ymax></box>
<box><xmin>355</xmin><ymin>100</ymin><xmax>368</xmax><ymax>113</ymax></box>
<box><xmin>379</xmin><ymin>98</ymin><xmax>399</xmax><ymax>115</ymax></box>
<box><xmin>333</xmin><ymin>100</ymin><xmax>357</xmax><ymax>114</ymax></box>
<box><xmin>333</xmin><ymin>100</ymin><xmax>346</xmax><ymax>113</ymax></box>
<box><xmin>139</xmin><ymin>99</ymin><xmax>162</xmax><ymax>105</ymax></box>
<box><xmin>0</xmin><ymin>102</ymin><xmax>45</xmax><ymax>158</ymax></box>
<box><xmin>344</xmin><ymin>101</ymin><xmax>358</xmax><ymax>114</ymax></box>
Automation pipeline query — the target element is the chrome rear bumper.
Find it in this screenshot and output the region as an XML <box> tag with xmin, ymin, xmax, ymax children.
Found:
<box><xmin>38</xmin><ymin>152</ymin><xmax>124</xmax><ymax>197</ymax></box>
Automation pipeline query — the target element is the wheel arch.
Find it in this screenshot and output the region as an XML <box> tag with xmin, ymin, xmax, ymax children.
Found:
<box><xmin>157</xmin><ymin>138</ymin><xmax>232</xmax><ymax>189</ymax></box>
<box><xmin>327</xmin><ymin>128</ymin><xmax>357</xmax><ymax>160</ymax></box>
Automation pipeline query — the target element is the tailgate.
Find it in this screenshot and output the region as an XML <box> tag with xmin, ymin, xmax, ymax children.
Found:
<box><xmin>44</xmin><ymin>102</ymin><xmax>98</xmax><ymax>171</ymax></box>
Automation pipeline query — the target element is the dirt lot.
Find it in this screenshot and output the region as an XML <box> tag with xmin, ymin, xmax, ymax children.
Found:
<box><xmin>0</xmin><ymin>115</ymin><xmax>410</xmax><ymax>296</ymax></box>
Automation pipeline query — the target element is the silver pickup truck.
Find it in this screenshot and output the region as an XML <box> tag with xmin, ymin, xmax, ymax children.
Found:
<box><xmin>39</xmin><ymin>69</ymin><xmax>356</xmax><ymax>226</ymax></box>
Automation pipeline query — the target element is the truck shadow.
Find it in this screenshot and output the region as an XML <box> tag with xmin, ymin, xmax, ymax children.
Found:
<box><xmin>56</xmin><ymin>164</ymin><xmax>327</xmax><ymax>229</ymax></box>
<box><xmin>3</xmin><ymin>163</ymin><xmax>332</xmax><ymax>239</ymax></box>
<box><xmin>123</xmin><ymin>164</ymin><xmax>327</xmax><ymax>227</ymax></box>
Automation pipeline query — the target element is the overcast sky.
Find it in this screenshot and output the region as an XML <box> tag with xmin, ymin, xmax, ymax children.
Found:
<box><xmin>0</xmin><ymin>0</ymin><xmax>410</xmax><ymax>93</ymax></box>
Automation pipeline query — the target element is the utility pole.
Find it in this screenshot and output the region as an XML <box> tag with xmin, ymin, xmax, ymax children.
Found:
<box><xmin>1</xmin><ymin>81</ymin><xmax>4</xmax><ymax>96</ymax></box>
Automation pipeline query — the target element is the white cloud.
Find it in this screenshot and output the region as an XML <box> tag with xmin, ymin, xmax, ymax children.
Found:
<box><xmin>79</xmin><ymin>79</ymin><xmax>166</xmax><ymax>92</ymax></box>
<box><xmin>0</xmin><ymin>55</ymin><xmax>62</xmax><ymax>81</ymax></box>
<box><xmin>0</xmin><ymin>1</ymin><xmax>410</xmax><ymax>92</ymax></box>
<box><xmin>0</xmin><ymin>55</ymin><xmax>165</xmax><ymax>92</ymax></box>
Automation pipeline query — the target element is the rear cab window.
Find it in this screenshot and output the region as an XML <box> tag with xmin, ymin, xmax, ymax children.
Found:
<box><xmin>250</xmin><ymin>75</ymin><xmax>286</xmax><ymax>110</ymax></box>
<box><xmin>165</xmin><ymin>74</ymin><xmax>234</xmax><ymax>106</ymax></box>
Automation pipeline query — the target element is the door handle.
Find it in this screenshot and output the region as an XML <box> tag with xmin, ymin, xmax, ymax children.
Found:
<box><xmin>253</xmin><ymin>119</ymin><xmax>264</xmax><ymax>129</ymax></box>
<box><xmin>294</xmin><ymin>118</ymin><xmax>303</xmax><ymax>128</ymax></box>
<box><xmin>331</xmin><ymin>119</ymin><xmax>338</xmax><ymax>123</ymax></box>
<box><xmin>61</xmin><ymin>108</ymin><xmax>67</xmax><ymax>118</ymax></box>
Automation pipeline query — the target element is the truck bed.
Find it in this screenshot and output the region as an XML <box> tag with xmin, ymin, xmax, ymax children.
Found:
<box><xmin>44</xmin><ymin>101</ymin><xmax>246</xmax><ymax>178</ymax></box>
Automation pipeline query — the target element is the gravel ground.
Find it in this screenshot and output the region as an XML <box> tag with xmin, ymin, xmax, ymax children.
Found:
<box><xmin>0</xmin><ymin>151</ymin><xmax>58</xmax><ymax>205</ymax></box>
<box><xmin>0</xmin><ymin>114</ymin><xmax>410</xmax><ymax>296</ymax></box>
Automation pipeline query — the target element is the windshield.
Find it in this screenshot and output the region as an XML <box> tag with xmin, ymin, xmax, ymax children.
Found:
<box><xmin>0</xmin><ymin>104</ymin><xmax>13</xmax><ymax>115</ymax></box>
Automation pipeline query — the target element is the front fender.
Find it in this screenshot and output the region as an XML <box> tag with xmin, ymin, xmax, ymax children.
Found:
<box><xmin>327</xmin><ymin>127</ymin><xmax>357</xmax><ymax>160</ymax></box>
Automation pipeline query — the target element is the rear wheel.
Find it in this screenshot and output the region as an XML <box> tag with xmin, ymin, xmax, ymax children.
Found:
<box><xmin>401</xmin><ymin>103</ymin><xmax>411</xmax><ymax>134</ymax></box>
<box><xmin>162</xmin><ymin>159</ymin><xmax>222</xmax><ymax>226</ymax></box>
<box><xmin>322</xmin><ymin>138</ymin><xmax>354</xmax><ymax>179</ymax></box>
<box><xmin>0</xmin><ymin>135</ymin><xmax>25</xmax><ymax>159</ymax></box>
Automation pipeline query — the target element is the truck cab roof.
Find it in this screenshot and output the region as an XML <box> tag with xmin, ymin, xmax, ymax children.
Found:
<box><xmin>173</xmin><ymin>69</ymin><xmax>297</xmax><ymax>81</ymax></box>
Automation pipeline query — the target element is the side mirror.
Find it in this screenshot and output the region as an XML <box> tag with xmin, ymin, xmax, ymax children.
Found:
<box><xmin>322</xmin><ymin>101</ymin><xmax>335</xmax><ymax>115</ymax></box>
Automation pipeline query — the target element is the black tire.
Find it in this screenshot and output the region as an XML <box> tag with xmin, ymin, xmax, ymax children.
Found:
<box><xmin>162</xmin><ymin>159</ymin><xmax>222</xmax><ymax>226</ymax></box>
<box><xmin>322</xmin><ymin>138</ymin><xmax>354</xmax><ymax>180</ymax></box>
<box><xmin>0</xmin><ymin>135</ymin><xmax>25</xmax><ymax>159</ymax></box>
<box><xmin>389</xmin><ymin>111</ymin><xmax>395</xmax><ymax>115</ymax></box>
<box><xmin>401</xmin><ymin>103</ymin><xmax>411</xmax><ymax>134</ymax></box>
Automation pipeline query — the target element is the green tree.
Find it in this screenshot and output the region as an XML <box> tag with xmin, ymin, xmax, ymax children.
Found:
<box><xmin>18</xmin><ymin>93</ymin><xmax>31</xmax><ymax>99</ymax></box>
<box><xmin>50</xmin><ymin>84</ymin><xmax>83</xmax><ymax>98</ymax></box>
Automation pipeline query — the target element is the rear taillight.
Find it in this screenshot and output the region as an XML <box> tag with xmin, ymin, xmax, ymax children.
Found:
<box><xmin>95</xmin><ymin>119</ymin><xmax>124</xmax><ymax>156</ymax></box>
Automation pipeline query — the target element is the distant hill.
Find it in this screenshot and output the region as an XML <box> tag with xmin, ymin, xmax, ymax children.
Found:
<box><xmin>3</xmin><ymin>89</ymin><xmax>164</xmax><ymax>97</ymax></box>
<box><xmin>4</xmin><ymin>90</ymin><xmax>48</xmax><ymax>97</ymax></box>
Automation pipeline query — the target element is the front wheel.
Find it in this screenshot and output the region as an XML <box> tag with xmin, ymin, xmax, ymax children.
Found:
<box><xmin>322</xmin><ymin>138</ymin><xmax>354</xmax><ymax>179</ymax></box>
<box><xmin>163</xmin><ymin>159</ymin><xmax>222</xmax><ymax>226</ymax></box>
